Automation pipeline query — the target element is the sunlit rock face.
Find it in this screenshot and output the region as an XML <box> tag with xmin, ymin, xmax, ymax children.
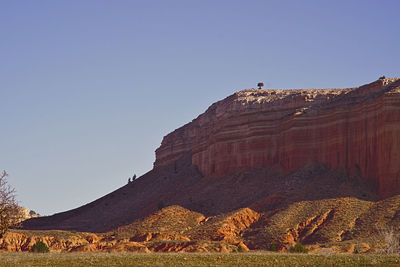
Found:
<box><xmin>155</xmin><ymin>78</ymin><xmax>400</xmax><ymax>197</ymax></box>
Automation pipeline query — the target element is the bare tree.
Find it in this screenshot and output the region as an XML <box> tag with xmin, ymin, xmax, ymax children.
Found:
<box><xmin>0</xmin><ymin>170</ymin><xmax>23</xmax><ymax>238</ymax></box>
<box><xmin>377</xmin><ymin>226</ymin><xmax>400</xmax><ymax>254</ymax></box>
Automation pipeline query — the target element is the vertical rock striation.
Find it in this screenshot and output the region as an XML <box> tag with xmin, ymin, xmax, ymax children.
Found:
<box><xmin>155</xmin><ymin>78</ymin><xmax>400</xmax><ymax>197</ymax></box>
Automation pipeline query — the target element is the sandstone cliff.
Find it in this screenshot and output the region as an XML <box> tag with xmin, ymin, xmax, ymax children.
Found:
<box><xmin>20</xmin><ymin>78</ymin><xmax>400</xmax><ymax>253</ymax></box>
<box><xmin>155</xmin><ymin>78</ymin><xmax>400</xmax><ymax>197</ymax></box>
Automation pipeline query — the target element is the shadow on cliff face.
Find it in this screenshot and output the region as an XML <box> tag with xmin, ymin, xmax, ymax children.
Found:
<box><xmin>21</xmin><ymin>153</ymin><xmax>378</xmax><ymax>233</ymax></box>
<box><xmin>165</xmin><ymin>159</ymin><xmax>379</xmax><ymax>217</ymax></box>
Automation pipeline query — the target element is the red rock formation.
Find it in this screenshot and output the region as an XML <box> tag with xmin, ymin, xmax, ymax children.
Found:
<box><xmin>155</xmin><ymin>78</ymin><xmax>400</xmax><ymax>197</ymax></box>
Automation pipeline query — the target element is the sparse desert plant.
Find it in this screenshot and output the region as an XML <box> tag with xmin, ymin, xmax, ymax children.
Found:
<box><xmin>29</xmin><ymin>210</ymin><xmax>39</xmax><ymax>217</ymax></box>
<box><xmin>377</xmin><ymin>226</ymin><xmax>400</xmax><ymax>254</ymax></box>
<box><xmin>257</xmin><ymin>82</ymin><xmax>264</xmax><ymax>89</ymax></box>
<box><xmin>31</xmin><ymin>241</ymin><xmax>50</xmax><ymax>253</ymax></box>
<box><xmin>289</xmin><ymin>243</ymin><xmax>308</xmax><ymax>253</ymax></box>
<box><xmin>157</xmin><ymin>201</ymin><xmax>165</xmax><ymax>210</ymax></box>
<box><xmin>0</xmin><ymin>170</ymin><xmax>24</xmax><ymax>238</ymax></box>
<box><xmin>269</xmin><ymin>244</ymin><xmax>277</xmax><ymax>252</ymax></box>
<box><xmin>237</xmin><ymin>245</ymin><xmax>245</xmax><ymax>252</ymax></box>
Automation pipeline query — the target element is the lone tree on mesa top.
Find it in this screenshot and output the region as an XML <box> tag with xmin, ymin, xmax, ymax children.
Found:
<box><xmin>0</xmin><ymin>170</ymin><xmax>23</xmax><ymax>238</ymax></box>
<box><xmin>257</xmin><ymin>82</ymin><xmax>264</xmax><ymax>89</ymax></box>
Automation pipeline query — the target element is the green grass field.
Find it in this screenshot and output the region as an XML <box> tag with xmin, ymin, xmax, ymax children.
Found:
<box><xmin>1</xmin><ymin>252</ymin><xmax>400</xmax><ymax>267</ymax></box>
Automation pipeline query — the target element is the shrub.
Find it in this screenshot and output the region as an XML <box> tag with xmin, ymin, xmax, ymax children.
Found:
<box><xmin>157</xmin><ymin>201</ymin><xmax>165</xmax><ymax>210</ymax></box>
<box><xmin>378</xmin><ymin>226</ymin><xmax>400</xmax><ymax>254</ymax></box>
<box><xmin>31</xmin><ymin>241</ymin><xmax>50</xmax><ymax>253</ymax></box>
<box><xmin>237</xmin><ymin>245</ymin><xmax>246</xmax><ymax>253</ymax></box>
<box><xmin>269</xmin><ymin>244</ymin><xmax>277</xmax><ymax>251</ymax></box>
<box><xmin>0</xmin><ymin>170</ymin><xmax>24</xmax><ymax>238</ymax></box>
<box><xmin>289</xmin><ymin>243</ymin><xmax>308</xmax><ymax>253</ymax></box>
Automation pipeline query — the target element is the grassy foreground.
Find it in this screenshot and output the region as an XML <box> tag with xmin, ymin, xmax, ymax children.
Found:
<box><xmin>1</xmin><ymin>252</ymin><xmax>400</xmax><ymax>267</ymax></box>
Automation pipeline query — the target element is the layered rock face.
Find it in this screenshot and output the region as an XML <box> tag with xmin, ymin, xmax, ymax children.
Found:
<box><xmin>155</xmin><ymin>78</ymin><xmax>400</xmax><ymax>197</ymax></box>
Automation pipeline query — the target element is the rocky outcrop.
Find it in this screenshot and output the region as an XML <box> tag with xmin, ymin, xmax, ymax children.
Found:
<box><xmin>0</xmin><ymin>231</ymin><xmax>101</xmax><ymax>252</ymax></box>
<box><xmin>155</xmin><ymin>78</ymin><xmax>400</xmax><ymax>197</ymax></box>
<box><xmin>18</xmin><ymin>207</ymin><xmax>40</xmax><ymax>223</ymax></box>
<box><xmin>187</xmin><ymin>208</ymin><xmax>261</xmax><ymax>243</ymax></box>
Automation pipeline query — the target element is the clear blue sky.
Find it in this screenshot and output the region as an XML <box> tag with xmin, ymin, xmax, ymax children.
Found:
<box><xmin>1</xmin><ymin>0</ymin><xmax>399</xmax><ymax>216</ymax></box>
